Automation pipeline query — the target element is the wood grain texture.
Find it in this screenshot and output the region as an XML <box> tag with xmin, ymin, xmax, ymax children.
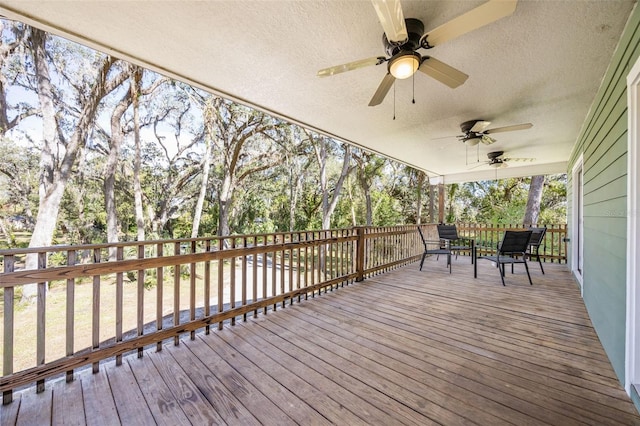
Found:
<box><xmin>6</xmin><ymin>261</ymin><xmax>640</xmax><ymax>425</ymax></box>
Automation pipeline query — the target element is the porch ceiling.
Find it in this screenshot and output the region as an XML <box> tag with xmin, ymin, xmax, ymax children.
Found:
<box><xmin>0</xmin><ymin>1</ymin><xmax>634</xmax><ymax>183</ymax></box>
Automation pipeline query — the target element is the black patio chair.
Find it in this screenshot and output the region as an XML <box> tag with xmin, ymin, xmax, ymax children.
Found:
<box><xmin>437</xmin><ymin>224</ymin><xmax>475</xmax><ymax>263</ymax></box>
<box><xmin>418</xmin><ymin>226</ymin><xmax>451</xmax><ymax>273</ymax></box>
<box><xmin>474</xmin><ymin>230</ymin><xmax>533</xmax><ymax>286</ymax></box>
<box><xmin>526</xmin><ymin>227</ymin><xmax>547</xmax><ymax>274</ymax></box>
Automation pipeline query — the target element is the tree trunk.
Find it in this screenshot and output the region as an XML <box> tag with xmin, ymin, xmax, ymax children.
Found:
<box><xmin>428</xmin><ymin>184</ymin><xmax>435</xmax><ymax>223</ymax></box>
<box><xmin>132</xmin><ymin>68</ymin><xmax>145</xmax><ymax>241</ymax></box>
<box><xmin>218</xmin><ymin>173</ymin><xmax>233</xmax><ymax>237</ymax></box>
<box><xmin>104</xmin><ymin>82</ymin><xmax>132</xmax><ymax>249</ymax></box>
<box><xmin>320</xmin><ymin>143</ymin><xmax>351</xmax><ymax>230</ymax></box>
<box><xmin>416</xmin><ymin>171</ymin><xmax>424</xmax><ymax>224</ymax></box>
<box><xmin>438</xmin><ymin>184</ymin><xmax>445</xmax><ymax>223</ymax></box>
<box><xmin>24</xmin><ymin>30</ymin><xmax>122</xmax><ymax>300</ymax></box>
<box><xmin>523</xmin><ymin>175</ymin><xmax>545</xmax><ymax>226</ymax></box>
<box><xmin>191</xmin><ymin>138</ymin><xmax>212</xmax><ymax>238</ymax></box>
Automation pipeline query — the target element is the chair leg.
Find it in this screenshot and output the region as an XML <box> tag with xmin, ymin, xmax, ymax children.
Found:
<box><xmin>420</xmin><ymin>252</ymin><xmax>427</xmax><ymax>271</ymax></box>
<box><xmin>524</xmin><ymin>260</ymin><xmax>533</xmax><ymax>285</ymax></box>
<box><xmin>538</xmin><ymin>255</ymin><xmax>545</xmax><ymax>274</ymax></box>
<box><xmin>499</xmin><ymin>263</ymin><xmax>506</xmax><ymax>286</ymax></box>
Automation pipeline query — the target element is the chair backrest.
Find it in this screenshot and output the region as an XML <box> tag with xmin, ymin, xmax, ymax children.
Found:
<box><xmin>528</xmin><ymin>227</ymin><xmax>547</xmax><ymax>247</ymax></box>
<box><xmin>437</xmin><ymin>224</ymin><xmax>459</xmax><ymax>240</ymax></box>
<box><xmin>498</xmin><ymin>230</ymin><xmax>532</xmax><ymax>255</ymax></box>
<box><xmin>417</xmin><ymin>226</ymin><xmax>428</xmax><ymax>249</ymax></box>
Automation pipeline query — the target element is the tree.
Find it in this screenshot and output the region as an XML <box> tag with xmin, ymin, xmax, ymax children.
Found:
<box><xmin>523</xmin><ymin>175</ymin><xmax>545</xmax><ymax>226</ymax></box>
<box><xmin>208</xmin><ymin>97</ymin><xmax>280</xmax><ymax>236</ymax></box>
<box><xmin>353</xmin><ymin>148</ymin><xmax>385</xmax><ymax>226</ymax></box>
<box><xmin>23</xmin><ymin>28</ymin><xmax>127</xmax><ymax>299</ymax></box>
<box><xmin>306</xmin><ymin>130</ymin><xmax>352</xmax><ymax>230</ymax></box>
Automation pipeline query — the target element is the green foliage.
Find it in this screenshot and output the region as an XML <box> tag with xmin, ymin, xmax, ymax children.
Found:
<box><xmin>0</xmin><ymin>19</ymin><xmax>568</xmax><ymax>252</ymax></box>
<box><xmin>444</xmin><ymin>174</ymin><xmax>567</xmax><ymax>224</ymax></box>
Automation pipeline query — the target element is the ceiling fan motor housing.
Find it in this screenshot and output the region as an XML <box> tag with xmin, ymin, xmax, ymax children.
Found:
<box><xmin>383</xmin><ymin>18</ymin><xmax>424</xmax><ymax>56</ymax></box>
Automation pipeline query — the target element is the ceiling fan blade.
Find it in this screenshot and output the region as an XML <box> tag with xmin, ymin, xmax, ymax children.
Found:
<box><xmin>371</xmin><ymin>0</ymin><xmax>408</xmax><ymax>44</ymax></box>
<box><xmin>504</xmin><ymin>157</ymin><xmax>535</xmax><ymax>162</ymax></box>
<box><xmin>470</xmin><ymin>120</ymin><xmax>491</xmax><ymax>132</ymax></box>
<box><xmin>485</xmin><ymin>123</ymin><xmax>533</xmax><ymax>134</ymax></box>
<box><xmin>369</xmin><ymin>73</ymin><xmax>396</xmax><ymax>106</ymax></box>
<box><xmin>317</xmin><ymin>56</ymin><xmax>385</xmax><ymax>78</ymax></box>
<box><xmin>421</xmin><ymin>0</ymin><xmax>518</xmax><ymax>47</ymax></box>
<box><xmin>480</xmin><ymin>135</ymin><xmax>496</xmax><ymax>145</ymax></box>
<box><xmin>419</xmin><ymin>57</ymin><xmax>468</xmax><ymax>88</ymax></box>
<box><xmin>431</xmin><ymin>134</ymin><xmax>460</xmax><ymax>140</ymax></box>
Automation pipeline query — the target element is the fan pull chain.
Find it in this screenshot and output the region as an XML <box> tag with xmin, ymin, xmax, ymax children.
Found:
<box><xmin>393</xmin><ymin>84</ymin><xmax>396</xmax><ymax>120</ymax></box>
<box><xmin>412</xmin><ymin>70</ymin><xmax>415</xmax><ymax>104</ymax></box>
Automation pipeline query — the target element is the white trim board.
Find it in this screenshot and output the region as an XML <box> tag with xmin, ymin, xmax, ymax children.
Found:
<box><xmin>571</xmin><ymin>154</ymin><xmax>584</xmax><ymax>293</ymax></box>
<box><xmin>625</xmin><ymin>55</ymin><xmax>640</xmax><ymax>396</ymax></box>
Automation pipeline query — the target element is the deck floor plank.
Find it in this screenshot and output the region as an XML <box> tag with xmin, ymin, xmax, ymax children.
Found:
<box><xmin>196</xmin><ymin>332</ymin><xmax>331</xmax><ymax>425</ymax></box>
<box><xmin>105</xmin><ymin>360</ymin><xmax>155</xmax><ymax>426</ymax></box>
<box><xmin>311</xmin><ymin>291</ymin><xmax>640</xmax><ymax>421</ymax></box>
<box><xmin>5</xmin><ymin>260</ymin><xmax>640</xmax><ymax>425</ymax></box>
<box><xmin>234</xmin><ymin>319</ymin><xmax>432</xmax><ymax>426</ymax></box>
<box><xmin>52</xmin><ymin>378</ymin><xmax>86</xmax><ymax>426</ymax></box>
<box><xmin>126</xmin><ymin>355</ymin><xmax>193</xmax><ymax>426</ymax></box>
<box><xmin>291</xmin><ymin>292</ymin><xmax>634</xmax><ymax>425</ymax></box>
<box><xmin>163</xmin><ymin>342</ymin><xmax>261</xmax><ymax>425</ymax></box>
<box><xmin>180</xmin><ymin>338</ymin><xmax>297</xmax><ymax>426</ymax></box>
<box><xmin>81</xmin><ymin>369</ymin><xmax>119</xmax><ymax>426</ymax></box>
<box><xmin>0</xmin><ymin>393</ymin><xmax>20</xmax><ymax>426</ymax></box>
<box><xmin>230</xmin><ymin>317</ymin><xmax>419</xmax><ymax>426</ymax></box>
<box><xmin>146</xmin><ymin>351</ymin><xmax>224</xmax><ymax>425</ymax></box>
<box><xmin>213</xmin><ymin>325</ymin><xmax>371</xmax><ymax>425</ymax></box>
<box><xmin>15</xmin><ymin>388</ymin><xmax>51</xmax><ymax>426</ymax></box>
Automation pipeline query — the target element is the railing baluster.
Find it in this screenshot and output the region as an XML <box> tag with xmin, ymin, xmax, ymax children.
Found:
<box><xmin>281</xmin><ymin>237</ymin><xmax>286</xmax><ymax>307</ymax></box>
<box><xmin>36</xmin><ymin>252</ymin><xmax>47</xmax><ymax>392</ymax></box>
<box><xmin>242</xmin><ymin>236</ymin><xmax>248</xmax><ymax>320</ymax></box>
<box><xmin>174</xmin><ymin>242</ymin><xmax>181</xmax><ymax>344</ymax></box>
<box><xmin>137</xmin><ymin>245</ymin><xmax>144</xmax><ymax>357</ymax></box>
<box><xmin>311</xmin><ymin>233</ymin><xmax>316</xmax><ymax>296</ymax></box>
<box><xmin>205</xmin><ymin>239</ymin><xmax>211</xmax><ymax>334</ymax></box>
<box><xmin>272</xmin><ymin>239</ymin><xmax>277</xmax><ymax>309</ymax></box>
<box><xmin>297</xmin><ymin>233</ymin><xmax>302</xmax><ymax>301</ymax></box>
<box><xmin>288</xmin><ymin>236</ymin><xmax>293</xmax><ymax>306</ymax></box>
<box><xmin>3</xmin><ymin>255</ymin><xmax>14</xmax><ymax>404</ymax></box>
<box><xmin>190</xmin><ymin>240</ymin><xmax>196</xmax><ymax>339</ymax></box>
<box><xmin>66</xmin><ymin>250</ymin><xmax>76</xmax><ymax>382</ymax></box>
<box><xmin>218</xmin><ymin>238</ymin><xmax>224</xmax><ymax>330</ymax></box>
<box><xmin>91</xmin><ymin>249</ymin><xmax>101</xmax><ymax>373</ymax></box>
<box><xmin>230</xmin><ymin>238</ymin><xmax>236</xmax><ymax>325</ymax></box>
<box><xmin>262</xmin><ymin>235</ymin><xmax>267</xmax><ymax>315</ymax></box>
<box><xmin>253</xmin><ymin>236</ymin><xmax>258</xmax><ymax>317</ymax></box>
<box><xmin>116</xmin><ymin>246</ymin><xmax>124</xmax><ymax>364</ymax></box>
<box><xmin>156</xmin><ymin>243</ymin><xmax>164</xmax><ymax>350</ymax></box>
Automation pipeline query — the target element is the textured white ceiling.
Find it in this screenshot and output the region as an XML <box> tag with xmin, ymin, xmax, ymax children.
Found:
<box><xmin>0</xmin><ymin>0</ymin><xmax>635</xmax><ymax>182</ymax></box>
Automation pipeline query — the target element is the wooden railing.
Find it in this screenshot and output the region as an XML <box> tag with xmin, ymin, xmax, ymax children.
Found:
<box><xmin>0</xmin><ymin>224</ymin><xmax>428</xmax><ymax>403</ymax></box>
<box><xmin>455</xmin><ymin>223</ymin><xmax>568</xmax><ymax>263</ymax></box>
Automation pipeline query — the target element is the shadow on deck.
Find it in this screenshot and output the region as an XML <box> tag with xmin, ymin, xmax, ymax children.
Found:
<box><xmin>2</xmin><ymin>256</ymin><xmax>639</xmax><ymax>425</ymax></box>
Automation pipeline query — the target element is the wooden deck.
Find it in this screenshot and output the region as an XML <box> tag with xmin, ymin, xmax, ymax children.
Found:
<box><xmin>2</xmin><ymin>257</ymin><xmax>639</xmax><ymax>425</ymax></box>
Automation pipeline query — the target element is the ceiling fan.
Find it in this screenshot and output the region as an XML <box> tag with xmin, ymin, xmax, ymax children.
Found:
<box><xmin>458</xmin><ymin>119</ymin><xmax>533</xmax><ymax>146</ymax></box>
<box><xmin>317</xmin><ymin>0</ymin><xmax>518</xmax><ymax>106</ymax></box>
<box><xmin>473</xmin><ymin>151</ymin><xmax>535</xmax><ymax>169</ymax></box>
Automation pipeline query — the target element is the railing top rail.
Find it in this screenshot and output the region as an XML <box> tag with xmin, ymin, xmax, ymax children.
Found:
<box><xmin>0</xmin><ymin>228</ymin><xmax>364</xmax><ymax>256</ymax></box>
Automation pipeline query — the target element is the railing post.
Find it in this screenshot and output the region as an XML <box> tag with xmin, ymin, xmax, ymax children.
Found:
<box><xmin>3</xmin><ymin>255</ymin><xmax>14</xmax><ymax>404</ymax></box>
<box><xmin>355</xmin><ymin>226</ymin><xmax>366</xmax><ymax>282</ymax></box>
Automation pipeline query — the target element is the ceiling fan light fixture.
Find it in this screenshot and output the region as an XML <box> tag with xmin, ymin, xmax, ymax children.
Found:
<box><xmin>465</xmin><ymin>137</ymin><xmax>481</xmax><ymax>146</ymax></box>
<box><xmin>489</xmin><ymin>161</ymin><xmax>502</xmax><ymax>169</ymax></box>
<box><xmin>389</xmin><ymin>51</ymin><xmax>420</xmax><ymax>79</ymax></box>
